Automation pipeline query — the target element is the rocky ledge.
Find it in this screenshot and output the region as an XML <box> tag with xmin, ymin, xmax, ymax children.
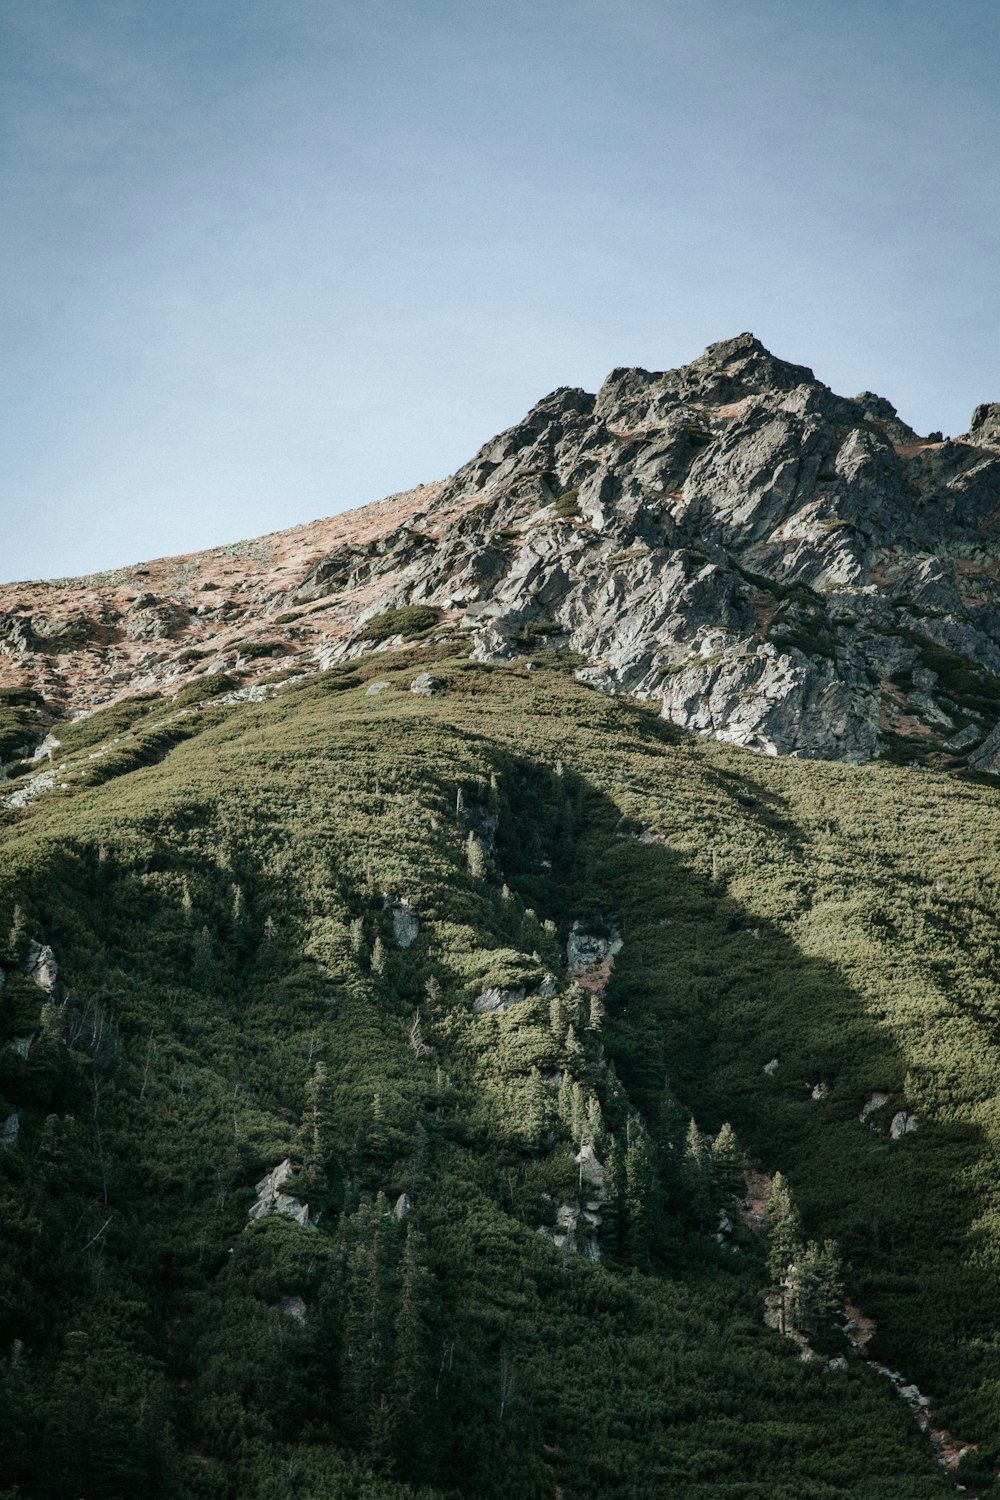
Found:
<box><xmin>4</xmin><ymin>332</ymin><xmax>1000</xmax><ymax>769</ymax></box>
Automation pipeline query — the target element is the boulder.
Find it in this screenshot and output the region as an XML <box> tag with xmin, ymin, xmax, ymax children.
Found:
<box><xmin>24</xmin><ymin>941</ymin><xmax>59</xmax><ymax>994</ymax></box>
<box><xmin>574</xmin><ymin>1141</ymin><xmax>605</xmax><ymax>1190</ymax></box>
<box><xmin>566</xmin><ymin>918</ymin><xmax>622</xmax><ymax>972</ymax></box>
<box><xmin>248</xmin><ymin>1158</ymin><xmax>316</xmax><ymax>1228</ymax></box>
<box><xmin>409</xmin><ymin>672</ymin><xmax>442</xmax><ymax>696</ymax></box>
<box><xmin>384</xmin><ymin>895</ymin><xmax>420</xmax><ymax>949</ymax></box>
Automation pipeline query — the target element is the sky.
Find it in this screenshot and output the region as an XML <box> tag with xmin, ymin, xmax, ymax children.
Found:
<box><xmin>2</xmin><ymin>0</ymin><xmax>999</xmax><ymax>584</ymax></box>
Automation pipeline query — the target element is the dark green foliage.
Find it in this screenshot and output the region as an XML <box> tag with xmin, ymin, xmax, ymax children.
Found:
<box><xmin>231</xmin><ymin>640</ymin><xmax>288</xmax><ymax>660</ymax></box>
<box><xmin>356</xmin><ymin>606</ymin><xmax>440</xmax><ymax>643</ymax></box>
<box><xmin>0</xmin><ymin>690</ymin><xmax>45</xmax><ymax>763</ymax></box>
<box><xmin>0</xmin><ymin>651</ymin><xmax>987</xmax><ymax>1496</ymax></box>
<box><xmin>550</xmin><ymin>489</ymin><xmax>580</xmax><ymax>519</ymax></box>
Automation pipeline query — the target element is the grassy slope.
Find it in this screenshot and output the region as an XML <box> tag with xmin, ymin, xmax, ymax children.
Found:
<box><xmin>2</xmin><ymin>648</ymin><xmax>999</xmax><ymax>1496</ymax></box>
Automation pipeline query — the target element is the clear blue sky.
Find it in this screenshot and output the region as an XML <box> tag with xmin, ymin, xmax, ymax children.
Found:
<box><xmin>2</xmin><ymin>0</ymin><xmax>999</xmax><ymax>583</ymax></box>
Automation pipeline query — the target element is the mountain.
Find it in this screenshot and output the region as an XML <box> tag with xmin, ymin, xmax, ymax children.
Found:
<box><xmin>5</xmin><ymin>332</ymin><xmax>1000</xmax><ymax>774</ymax></box>
<box><xmin>3</xmin><ymin>338</ymin><xmax>1000</xmax><ymax>1499</ymax></box>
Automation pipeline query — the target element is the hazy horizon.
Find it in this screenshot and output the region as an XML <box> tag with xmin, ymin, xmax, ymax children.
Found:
<box><xmin>3</xmin><ymin>0</ymin><xmax>999</xmax><ymax>584</ymax></box>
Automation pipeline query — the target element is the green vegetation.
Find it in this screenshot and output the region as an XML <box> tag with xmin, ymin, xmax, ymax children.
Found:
<box><xmin>551</xmin><ymin>489</ymin><xmax>581</xmax><ymax>519</ymax></box>
<box><xmin>356</xmin><ymin>605</ymin><xmax>441</xmax><ymax>644</ymax></box>
<box><xmin>4</xmin><ymin>649</ymin><xmax>1000</xmax><ymax>1496</ymax></box>
<box><xmin>0</xmin><ymin>688</ymin><xmax>45</xmax><ymax>763</ymax></box>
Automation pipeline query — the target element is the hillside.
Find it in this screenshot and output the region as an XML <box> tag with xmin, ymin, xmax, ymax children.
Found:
<box><xmin>3</xmin><ymin>340</ymin><xmax>1000</xmax><ymax>1499</ymax></box>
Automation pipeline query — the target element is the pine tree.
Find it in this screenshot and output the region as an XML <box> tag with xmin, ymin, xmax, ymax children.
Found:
<box><xmin>466</xmin><ymin>831</ymin><xmax>486</xmax><ymax>879</ymax></box>
<box><xmin>6</xmin><ymin>902</ymin><xmax>27</xmax><ymax>963</ymax></box>
<box><xmin>683</xmin><ymin>1117</ymin><xmax>711</xmax><ymax>1224</ymax></box>
<box><xmin>340</xmin><ymin>1198</ymin><xmax>395</xmax><ymax>1451</ymax></box>
<box><xmin>625</xmin><ymin>1127</ymin><xmax>657</xmax><ymax>1266</ymax></box>
<box><xmin>526</xmin><ymin>1067</ymin><xmax>546</xmax><ymax>1149</ymax></box>
<box><xmin>557</xmin><ymin>1072</ymin><xmax>573</xmax><ymax>1132</ymax></box>
<box><xmin>765</xmin><ymin>1172</ymin><xmax>804</xmax><ymax>1333</ymax></box>
<box><xmin>602</xmin><ymin>1133</ymin><xmax>626</xmax><ymax>1258</ymax></box>
<box><xmin>586</xmin><ymin>1094</ymin><xmax>605</xmax><ymax>1153</ymax></box>
<box><xmin>371</xmin><ymin>936</ymin><xmax>387</xmax><ymax>977</ymax></box>
<box><xmin>710</xmin><ymin>1122</ymin><xmax>744</xmax><ymax>1207</ymax></box>
<box><xmin>570</xmin><ymin>1080</ymin><xmax>586</xmax><ymax>1142</ymax></box>
<box><xmin>392</xmin><ymin>1227</ymin><xmax>435</xmax><ymax>1468</ymax></box>
<box><xmin>792</xmin><ymin>1239</ymin><xmax>844</xmax><ymax>1338</ymax></box>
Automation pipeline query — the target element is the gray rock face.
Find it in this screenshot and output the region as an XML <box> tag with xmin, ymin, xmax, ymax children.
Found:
<box><xmin>384</xmin><ymin>895</ymin><xmax>420</xmax><ymax>949</ymax></box>
<box><xmin>9</xmin><ymin>333</ymin><xmax>999</xmax><ymax>770</ymax></box>
<box><xmin>248</xmin><ymin>1159</ymin><xmax>316</xmax><ymax>1228</ymax></box>
<box><xmin>25</xmin><ymin>941</ymin><xmax>59</xmax><ymax>994</ymax></box>
<box><xmin>966</xmin><ymin>403</ymin><xmax>1000</xmax><ymax>448</ymax></box>
<box><xmin>566</xmin><ymin>919</ymin><xmax>622</xmax><ymax>972</ymax></box>
<box><xmin>472</xmin><ymin>985</ymin><xmax>526</xmax><ymax>1014</ymax></box>
<box><xmin>345</xmin><ymin>333</ymin><xmax>1000</xmax><ymax>765</ymax></box>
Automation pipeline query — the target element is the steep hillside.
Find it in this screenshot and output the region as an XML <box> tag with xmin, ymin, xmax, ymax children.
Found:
<box><xmin>4</xmin><ymin>338</ymin><xmax>1000</xmax><ymax>1499</ymax></box>
<box><xmin>4</xmin><ymin>335</ymin><xmax>1000</xmax><ymax>773</ymax></box>
<box><xmin>2</xmin><ymin>648</ymin><xmax>1000</xmax><ymax>1497</ymax></box>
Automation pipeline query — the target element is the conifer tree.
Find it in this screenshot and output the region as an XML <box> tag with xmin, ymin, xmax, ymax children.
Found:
<box><xmin>392</xmin><ymin>1227</ymin><xmax>435</xmax><ymax>1467</ymax></box>
<box><xmin>625</xmin><ymin>1127</ymin><xmax>657</xmax><ymax>1266</ymax></box>
<box><xmin>710</xmin><ymin>1122</ymin><xmax>744</xmax><ymax>1206</ymax></box>
<box><xmin>765</xmin><ymin>1172</ymin><xmax>804</xmax><ymax>1333</ymax></box>
<box><xmin>466</xmin><ymin>831</ymin><xmax>486</xmax><ymax>879</ymax></box>
<box><xmin>526</xmin><ymin>1067</ymin><xmax>546</xmax><ymax>1149</ymax></box>
<box><xmin>683</xmin><ymin>1117</ymin><xmax>711</xmax><ymax>1223</ymax></box>
<box><xmin>602</xmin><ymin>1133</ymin><xmax>626</xmax><ymax>1258</ymax></box>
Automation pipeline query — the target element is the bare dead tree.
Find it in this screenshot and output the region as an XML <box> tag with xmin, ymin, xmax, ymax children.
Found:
<box><xmin>408</xmin><ymin>1009</ymin><xmax>430</xmax><ymax>1058</ymax></box>
<box><xmin>434</xmin><ymin>1337</ymin><xmax>454</xmax><ymax>1401</ymax></box>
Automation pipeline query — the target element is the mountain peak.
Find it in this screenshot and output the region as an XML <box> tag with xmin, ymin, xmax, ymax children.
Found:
<box><xmin>2</xmin><ymin>339</ymin><xmax>999</xmax><ymax>777</ymax></box>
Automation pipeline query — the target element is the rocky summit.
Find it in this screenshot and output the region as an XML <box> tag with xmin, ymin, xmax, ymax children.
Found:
<box><xmin>4</xmin><ymin>332</ymin><xmax>1000</xmax><ymax>770</ymax></box>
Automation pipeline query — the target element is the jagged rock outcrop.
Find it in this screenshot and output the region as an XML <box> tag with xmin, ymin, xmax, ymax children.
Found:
<box><xmin>4</xmin><ymin>333</ymin><xmax>1000</xmax><ymax>767</ymax></box>
<box><xmin>248</xmin><ymin>1159</ymin><xmax>316</xmax><ymax>1228</ymax></box>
